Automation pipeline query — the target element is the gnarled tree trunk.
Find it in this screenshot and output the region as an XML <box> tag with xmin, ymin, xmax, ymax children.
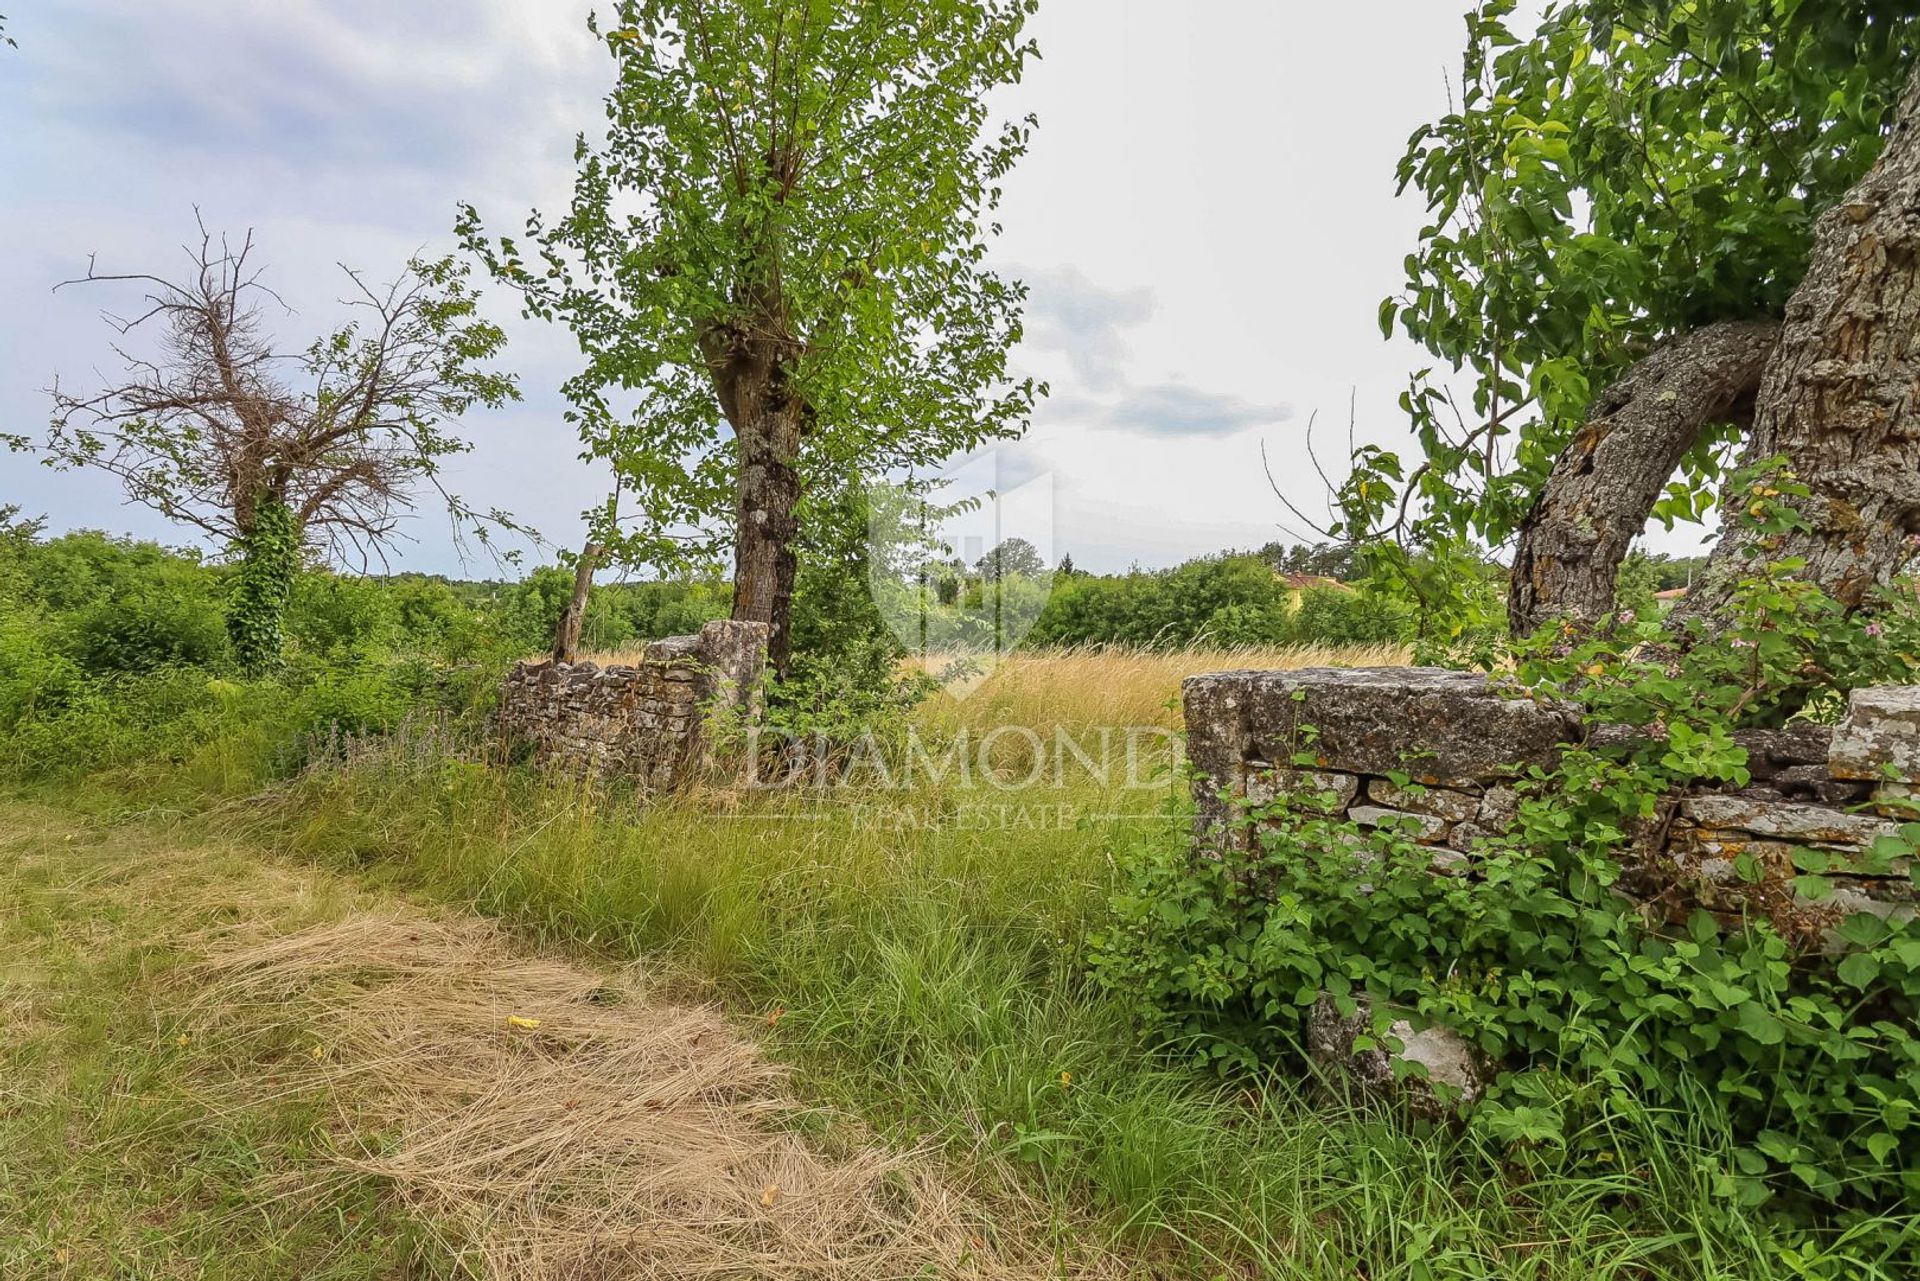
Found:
<box><xmin>1513</xmin><ymin>60</ymin><xmax>1920</xmax><ymax>640</ymax></box>
<box><xmin>704</xmin><ymin>321</ymin><xmax>805</xmax><ymax>679</ymax></box>
<box><xmin>1672</xmin><ymin>61</ymin><xmax>1920</xmax><ymax>630</ymax></box>
<box><xmin>1508</xmin><ymin>321</ymin><xmax>1778</xmax><ymax>637</ymax></box>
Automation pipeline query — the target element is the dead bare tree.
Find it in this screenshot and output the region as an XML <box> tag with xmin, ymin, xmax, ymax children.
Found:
<box><xmin>44</xmin><ymin>217</ymin><xmax>519</xmax><ymax>671</ymax></box>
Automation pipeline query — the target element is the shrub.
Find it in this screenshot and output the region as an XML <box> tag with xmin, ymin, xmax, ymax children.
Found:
<box><xmin>285</xmin><ymin>572</ymin><xmax>399</xmax><ymax>659</ymax></box>
<box><xmin>1094</xmin><ymin>489</ymin><xmax>1920</xmax><ymax>1263</ymax></box>
<box><xmin>61</xmin><ymin>586</ymin><xmax>231</xmax><ymax>674</ymax></box>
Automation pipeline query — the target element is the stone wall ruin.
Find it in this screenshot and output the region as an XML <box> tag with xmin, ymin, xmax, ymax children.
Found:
<box><xmin>496</xmin><ymin>619</ymin><xmax>768</xmax><ymax>789</ymax></box>
<box><xmin>1183</xmin><ymin>667</ymin><xmax>1920</xmax><ymax>1104</ymax></box>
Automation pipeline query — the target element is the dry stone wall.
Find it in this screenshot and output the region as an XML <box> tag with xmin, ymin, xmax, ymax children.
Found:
<box><xmin>1184</xmin><ymin>667</ymin><xmax>1919</xmax><ymax>945</ymax></box>
<box><xmin>497</xmin><ymin>620</ymin><xmax>767</xmax><ymax>789</ymax></box>
<box><xmin>1184</xmin><ymin>666</ymin><xmax>1920</xmax><ymax>1106</ymax></box>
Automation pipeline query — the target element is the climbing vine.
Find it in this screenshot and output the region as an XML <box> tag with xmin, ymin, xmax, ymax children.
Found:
<box><xmin>227</xmin><ymin>498</ymin><xmax>300</xmax><ymax>676</ymax></box>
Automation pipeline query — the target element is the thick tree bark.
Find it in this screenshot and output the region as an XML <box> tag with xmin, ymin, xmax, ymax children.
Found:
<box><xmin>552</xmin><ymin>540</ymin><xmax>603</xmax><ymax>664</ymax></box>
<box><xmin>732</xmin><ymin>407</ymin><xmax>802</xmax><ymax>677</ymax></box>
<box><xmin>704</xmin><ymin>320</ymin><xmax>805</xmax><ymax>679</ymax></box>
<box><xmin>1675</xmin><ymin>61</ymin><xmax>1920</xmax><ymax>630</ymax></box>
<box><xmin>1508</xmin><ymin>321</ymin><xmax>1778</xmax><ymax>636</ymax></box>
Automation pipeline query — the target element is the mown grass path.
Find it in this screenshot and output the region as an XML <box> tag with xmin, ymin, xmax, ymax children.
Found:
<box><xmin>0</xmin><ymin>803</ymin><xmax>1117</xmax><ymax>1281</ymax></box>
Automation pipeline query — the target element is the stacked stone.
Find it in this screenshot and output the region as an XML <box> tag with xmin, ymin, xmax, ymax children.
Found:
<box><xmin>1660</xmin><ymin>689</ymin><xmax>1920</xmax><ymax>944</ymax></box>
<box><xmin>1184</xmin><ymin>669</ymin><xmax>1920</xmax><ymax>936</ymax></box>
<box><xmin>495</xmin><ymin>619</ymin><xmax>768</xmax><ymax>789</ymax></box>
<box><xmin>1184</xmin><ymin>666</ymin><xmax>1578</xmax><ymax>868</ymax></box>
<box><xmin>1182</xmin><ymin>666</ymin><xmax>1920</xmax><ymax>1107</ymax></box>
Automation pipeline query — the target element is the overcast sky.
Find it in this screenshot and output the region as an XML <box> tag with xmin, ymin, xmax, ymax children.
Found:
<box><xmin>1</xmin><ymin>0</ymin><xmax>1640</xmax><ymax>578</ymax></box>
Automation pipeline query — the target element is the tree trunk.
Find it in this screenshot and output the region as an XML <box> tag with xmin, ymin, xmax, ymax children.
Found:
<box><xmin>731</xmin><ymin>405</ymin><xmax>803</xmax><ymax>677</ymax></box>
<box><xmin>552</xmin><ymin>540</ymin><xmax>603</xmax><ymax>664</ymax></box>
<box><xmin>704</xmin><ymin>321</ymin><xmax>806</xmax><ymax>679</ymax></box>
<box><xmin>227</xmin><ymin>496</ymin><xmax>299</xmax><ymax>676</ymax></box>
<box><xmin>1508</xmin><ymin>321</ymin><xmax>1778</xmax><ymax>637</ymax></box>
<box><xmin>1675</xmin><ymin>60</ymin><xmax>1920</xmax><ymax>631</ymax></box>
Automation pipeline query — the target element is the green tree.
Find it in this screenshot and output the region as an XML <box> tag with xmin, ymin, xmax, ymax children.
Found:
<box><xmin>40</xmin><ymin>222</ymin><xmax>517</xmax><ymax>673</ymax></box>
<box><xmin>974</xmin><ymin>536</ymin><xmax>1045</xmax><ymax>582</ymax></box>
<box><xmin>1357</xmin><ymin>1</ymin><xmax>1920</xmax><ymax>641</ymax></box>
<box><xmin>458</xmin><ymin>0</ymin><xmax>1043</xmax><ymax>675</ymax></box>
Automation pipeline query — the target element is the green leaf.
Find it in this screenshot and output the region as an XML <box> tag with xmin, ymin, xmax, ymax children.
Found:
<box><xmin>1737</xmin><ymin>1003</ymin><xmax>1786</xmax><ymax>1046</ymax></box>
<box><xmin>1836</xmin><ymin>953</ymin><xmax>1881</xmax><ymax>989</ymax></box>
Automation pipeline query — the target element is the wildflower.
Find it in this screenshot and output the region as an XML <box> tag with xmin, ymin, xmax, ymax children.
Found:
<box><xmin>1867</xmin><ymin>622</ymin><xmax>1886</xmax><ymax>638</ymax></box>
<box><xmin>175</xmin><ymin>1033</ymin><xmax>189</xmax><ymax>1048</ymax></box>
<box><xmin>507</xmin><ymin>1015</ymin><xmax>542</xmax><ymax>1030</ymax></box>
<box><xmin>1058</xmin><ymin>1070</ymin><xmax>1072</xmax><ymax>1088</ymax></box>
<box><xmin>1618</xmin><ymin>610</ymin><xmax>1636</xmax><ymax>625</ymax></box>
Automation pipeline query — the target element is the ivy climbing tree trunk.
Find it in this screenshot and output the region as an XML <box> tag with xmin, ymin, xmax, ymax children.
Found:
<box><xmin>1508</xmin><ymin>321</ymin><xmax>1778</xmax><ymax>636</ymax></box>
<box><xmin>731</xmin><ymin>412</ymin><xmax>802</xmax><ymax>679</ymax></box>
<box><xmin>227</xmin><ymin>497</ymin><xmax>299</xmax><ymax>676</ymax></box>
<box><xmin>1674</xmin><ymin>61</ymin><xmax>1920</xmax><ymax>631</ymax></box>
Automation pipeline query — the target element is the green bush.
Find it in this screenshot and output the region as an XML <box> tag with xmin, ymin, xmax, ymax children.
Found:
<box><xmin>285</xmin><ymin>573</ymin><xmax>399</xmax><ymax>658</ymax></box>
<box><xmin>1287</xmin><ymin>585</ymin><xmax>1409</xmax><ymax>645</ymax></box>
<box><xmin>1094</xmin><ymin>503</ymin><xmax>1920</xmax><ymax>1264</ymax></box>
<box><xmin>61</xmin><ymin>586</ymin><xmax>231</xmax><ymax>674</ymax></box>
<box><xmin>1024</xmin><ymin>554</ymin><xmax>1407</xmax><ymax>650</ymax></box>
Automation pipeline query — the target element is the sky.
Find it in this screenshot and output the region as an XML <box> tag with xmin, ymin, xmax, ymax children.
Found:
<box><xmin>0</xmin><ymin>0</ymin><xmax>1638</xmax><ymax>579</ymax></box>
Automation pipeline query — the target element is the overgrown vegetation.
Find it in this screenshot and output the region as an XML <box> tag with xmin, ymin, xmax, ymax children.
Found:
<box><xmin>5</xmin><ymin>500</ymin><xmax>1913</xmax><ymax>1276</ymax></box>
<box><xmin>1097</xmin><ymin>485</ymin><xmax>1920</xmax><ymax>1276</ymax></box>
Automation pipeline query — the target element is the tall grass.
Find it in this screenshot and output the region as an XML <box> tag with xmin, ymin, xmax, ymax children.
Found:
<box><xmin>206</xmin><ymin>644</ymin><xmax>1856</xmax><ymax>1280</ymax></box>
<box><xmin>911</xmin><ymin>642</ymin><xmax>1411</xmax><ymax>737</ymax></box>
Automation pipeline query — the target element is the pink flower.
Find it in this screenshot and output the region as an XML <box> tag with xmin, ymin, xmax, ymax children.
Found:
<box><xmin>1619</xmin><ymin>610</ymin><xmax>1637</xmax><ymax>625</ymax></box>
<box><xmin>1867</xmin><ymin>622</ymin><xmax>1886</xmax><ymax>638</ymax></box>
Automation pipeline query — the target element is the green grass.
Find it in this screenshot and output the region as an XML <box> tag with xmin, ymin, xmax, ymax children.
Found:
<box><xmin>0</xmin><ymin>806</ymin><xmax>453</xmax><ymax>1280</ymax></box>
<box><xmin>212</xmin><ymin>739</ymin><xmax>1842</xmax><ymax>1280</ymax></box>
<box><xmin>4</xmin><ymin>645</ymin><xmax>1904</xmax><ymax>1277</ymax></box>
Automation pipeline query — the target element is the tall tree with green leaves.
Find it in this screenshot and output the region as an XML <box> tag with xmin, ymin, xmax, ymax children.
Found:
<box><xmin>458</xmin><ymin>0</ymin><xmax>1042</xmax><ymax>675</ymax></box>
<box><xmin>1354</xmin><ymin>1</ymin><xmax>1920</xmax><ymax>641</ymax></box>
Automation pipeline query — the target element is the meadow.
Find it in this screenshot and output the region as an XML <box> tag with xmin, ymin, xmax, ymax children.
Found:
<box><xmin>6</xmin><ymin>621</ymin><xmax>1861</xmax><ymax>1279</ymax></box>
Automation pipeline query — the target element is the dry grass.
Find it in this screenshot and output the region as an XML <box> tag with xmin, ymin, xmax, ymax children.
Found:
<box><xmin>914</xmin><ymin>642</ymin><xmax>1409</xmax><ymax>735</ymax></box>
<box><xmin>185</xmin><ymin>910</ymin><xmax>1117</xmax><ymax>1281</ymax></box>
<box><xmin>580</xmin><ymin>638</ymin><xmax>1407</xmax><ymax>737</ymax></box>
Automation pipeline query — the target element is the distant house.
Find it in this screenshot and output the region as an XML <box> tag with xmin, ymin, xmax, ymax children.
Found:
<box><xmin>1653</xmin><ymin>587</ymin><xmax>1688</xmax><ymax>601</ymax></box>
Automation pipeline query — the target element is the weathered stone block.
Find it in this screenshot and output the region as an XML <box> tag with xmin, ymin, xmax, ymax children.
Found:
<box><xmin>1476</xmin><ymin>783</ymin><xmax>1522</xmax><ymax>830</ymax></box>
<box><xmin>1349</xmin><ymin>805</ymin><xmax>1451</xmax><ymax>844</ymax></box>
<box><xmin>1184</xmin><ymin>667</ymin><xmax>1577</xmax><ymax>791</ymax></box>
<box><xmin>1830</xmin><ymin>686</ymin><xmax>1920</xmax><ymax>782</ymax></box>
<box><xmin>1735</xmin><ymin>723</ymin><xmax>1835</xmax><ymax>773</ymax></box>
<box><xmin>1447</xmin><ymin>821</ymin><xmax>1495</xmax><ymax>853</ymax></box>
<box><xmin>1368</xmin><ymin>779</ymin><xmax>1480</xmax><ymax>824</ymax></box>
<box><xmin>1243</xmin><ymin>767</ymin><xmax>1362</xmax><ymax>810</ymax></box>
<box><xmin>1307</xmin><ymin>995</ymin><xmax>1486</xmax><ymax>1115</ymax></box>
<box><xmin>1678</xmin><ymin>795</ymin><xmax>1899</xmax><ymax>847</ymax></box>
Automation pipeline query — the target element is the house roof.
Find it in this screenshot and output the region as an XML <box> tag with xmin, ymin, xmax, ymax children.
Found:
<box><xmin>1653</xmin><ymin>587</ymin><xmax>1689</xmax><ymax>600</ymax></box>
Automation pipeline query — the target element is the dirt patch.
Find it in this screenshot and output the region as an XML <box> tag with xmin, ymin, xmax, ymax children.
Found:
<box><xmin>185</xmin><ymin>910</ymin><xmax>1112</xmax><ymax>1280</ymax></box>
